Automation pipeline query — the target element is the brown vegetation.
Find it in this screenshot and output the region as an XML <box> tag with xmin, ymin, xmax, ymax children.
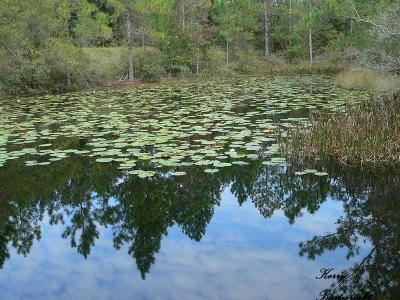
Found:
<box><xmin>283</xmin><ymin>98</ymin><xmax>400</xmax><ymax>167</ymax></box>
<box><xmin>335</xmin><ymin>70</ymin><xmax>400</xmax><ymax>94</ymax></box>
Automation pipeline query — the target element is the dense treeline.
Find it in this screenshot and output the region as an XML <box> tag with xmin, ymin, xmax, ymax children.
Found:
<box><xmin>0</xmin><ymin>0</ymin><xmax>398</xmax><ymax>94</ymax></box>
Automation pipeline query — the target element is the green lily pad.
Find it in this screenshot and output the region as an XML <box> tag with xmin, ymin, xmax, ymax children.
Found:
<box><xmin>171</xmin><ymin>171</ymin><xmax>187</xmax><ymax>176</ymax></box>
<box><xmin>204</xmin><ymin>168</ymin><xmax>219</xmax><ymax>173</ymax></box>
<box><xmin>315</xmin><ymin>172</ymin><xmax>328</xmax><ymax>176</ymax></box>
<box><xmin>295</xmin><ymin>171</ymin><xmax>307</xmax><ymax>176</ymax></box>
<box><xmin>96</xmin><ymin>158</ymin><xmax>114</xmax><ymax>163</ymax></box>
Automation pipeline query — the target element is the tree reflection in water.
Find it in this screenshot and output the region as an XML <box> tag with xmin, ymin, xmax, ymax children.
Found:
<box><xmin>0</xmin><ymin>156</ymin><xmax>399</xmax><ymax>297</ymax></box>
<box><xmin>299</xmin><ymin>166</ymin><xmax>400</xmax><ymax>299</ymax></box>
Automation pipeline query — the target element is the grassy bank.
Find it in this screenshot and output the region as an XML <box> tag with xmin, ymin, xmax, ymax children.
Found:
<box><xmin>283</xmin><ymin>96</ymin><xmax>400</xmax><ymax>167</ymax></box>
<box><xmin>1</xmin><ymin>45</ymin><xmax>349</xmax><ymax>96</ymax></box>
<box><xmin>335</xmin><ymin>70</ymin><xmax>400</xmax><ymax>94</ymax></box>
<box><xmin>85</xmin><ymin>47</ymin><xmax>346</xmax><ymax>81</ymax></box>
<box><xmin>283</xmin><ymin>69</ymin><xmax>400</xmax><ymax>167</ymax></box>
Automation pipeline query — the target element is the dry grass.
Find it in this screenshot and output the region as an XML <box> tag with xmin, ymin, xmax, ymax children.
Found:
<box><xmin>335</xmin><ymin>70</ymin><xmax>400</xmax><ymax>94</ymax></box>
<box><xmin>83</xmin><ymin>47</ymin><xmax>160</xmax><ymax>84</ymax></box>
<box><xmin>203</xmin><ymin>47</ymin><xmax>345</xmax><ymax>76</ymax></box>
<box><xmin>263</xmin><ymin>62</ymin><xmax>344</xmax><ymax>75</ymax></box>
<box><xmin>283</xmin><ymin>98</ymin><xmax>400</xmax><ymax>167</ymax></box>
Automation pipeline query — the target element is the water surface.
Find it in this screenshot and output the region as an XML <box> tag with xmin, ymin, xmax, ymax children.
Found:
<box><xmin>0</xmin><ymin>76</ymin><xmax>398</xmax><ymax>299</ymax></box>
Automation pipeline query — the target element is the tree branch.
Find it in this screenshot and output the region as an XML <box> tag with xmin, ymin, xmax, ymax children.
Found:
<box><xmin>348</xmin><ymin>0</ymin><xmax>400</xmax><ymax>37</ymax></box>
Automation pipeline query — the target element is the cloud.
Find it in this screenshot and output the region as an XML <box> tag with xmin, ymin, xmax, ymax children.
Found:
<box><xmin>0</xmin><ymin>190</ymin><xmax>354</xmax><ymax>300</ymax></box>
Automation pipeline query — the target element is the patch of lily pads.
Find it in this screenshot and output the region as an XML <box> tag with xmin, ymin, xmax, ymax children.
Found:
<box><xmin>0</xmin><ymin>76</ymin><xmax>369</xmax><ymax>178</ymax></box>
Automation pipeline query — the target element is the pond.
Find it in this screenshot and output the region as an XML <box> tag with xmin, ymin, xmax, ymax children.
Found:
<box><xmin>0</xmin><ymin>76</ymin><xmax>398</xmax><ymax>300</ymax></box>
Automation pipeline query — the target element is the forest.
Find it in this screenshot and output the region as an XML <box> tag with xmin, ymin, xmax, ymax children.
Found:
<box><xmin>0</xmin><ymin>0</ymin><xmax>399</xmax><ymax>94</ymax></box>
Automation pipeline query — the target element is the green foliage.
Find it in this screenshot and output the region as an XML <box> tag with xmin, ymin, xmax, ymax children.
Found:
<box><xmin>236</xmin><ymin>49</ymin><xmax>265</xmax><ymax>74</ymax></box>
<box><xmin>84</xmin><ymin>47</ymin><xmax>128</xmax><ymax>84</ymax></box>
<box><xmin>2</xmin><ymin>63</ymin><xmax>54</xmax><ymax>94</ymax></box>
<box><xmin>200</xmin><ymin>47</ymin><xmax>236</xmax><ymax>77</ymax></box>
<box><xmin>0</xmin><ymin>0</ymin><xmax>82</xmax><ymax>93</ymax></box>
<box><xmin>42</xmin><ymin>38</ymin><xmax>87</xmax><ymax>90</ymax></box>
<box><xmin>73</xmin><ymin>0</ymin><xmax>113</xmax><ymax>46</ymax></box>
<box><xmin>133</xmin><ymin>48</ymin><xmax>166</xmax><ymax>82</ymax></box>
<box><xmin>211</xmin><ymin>0</ymin><xmax>260</xmax><ymax>49</ymax></box>
<box><xmin>0</xmin><ymin>0</ymin><xmax>398</xmax><ymax>94</ymax></box>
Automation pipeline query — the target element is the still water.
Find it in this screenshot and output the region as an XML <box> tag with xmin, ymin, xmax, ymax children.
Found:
<box><xmin>0</xmin><ymin>77</ymin><xmax>398</xmax><ymax>299</ymax></box>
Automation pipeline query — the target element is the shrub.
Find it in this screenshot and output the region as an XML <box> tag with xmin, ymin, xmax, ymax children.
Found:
<box><xmin>1</xmin><ymin>62</ymin><xmax>55</xmax><ymax>94</ymax></box>
<box><xmin>83</xmin><ymin>47</ymin><xmax>128</xmax><ymax>85</ymax></box>
<box><xmin>133</xmin><ymin>48</ymin><xmax>167</xmax><ymax>82</ymax></box>
<box><xmin>84</xmin><ymin>46</ymin><xmax>167</xmax><ymax>83</ymax></box>
<box><xmin>236</xmin><ymin>49</ymin><xmax>266</xmax><ymax>74</ymax></box>
<box><xmin>43</xmin><ymin>38</ymin><xmax>87</xmax><ymax>92</ymax></box>
<box><xmin>201</xmin><ymin>47</ymin><xmax>235</xmax><ymax>76</ymax></box>
<box><xmin>286</xmin><ymin>44</ymin><xmax>304</xmax><ymax>63</ymax></box>
<box><xmin>141</xmin><ymin>64</ymin><xmax>167</xmax><ymax>82</ymax></box>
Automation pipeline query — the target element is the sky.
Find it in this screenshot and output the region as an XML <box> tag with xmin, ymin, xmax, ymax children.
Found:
<box><xmin>0</xmin><ymin>187</ymin><xmax>368</xmax><ymax>300</ymax></box>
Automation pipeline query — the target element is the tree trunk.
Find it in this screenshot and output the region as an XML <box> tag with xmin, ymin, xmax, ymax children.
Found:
<box><xmin>235</xmin><ymin>33</ymin><xmax>239</xmax><ymax>56</ymax></box>
<box><xmin>126</xmin><ymin>9</ymin><xmax>134</xmax><ymax>81</ymax></box>
<box><xmin>308</xmin><ymin>2</ymin><xmax>313</xmax><ymax>66</ymax></box>
<box><xmin>264</xmin><ymin>0</ymin><xmax>269</xmax><ymax>60</ymax></box>
<box><xmin>141</xmin><ymin>16</ymin><xmax>145</xmax><ymax>50</ymax></box>
<box><xmin>309</xmin><ymin>27</ymin><xmax>313</xmax><ymax>66</ymax></box>
<box><xmin>181</xmin><ymin>0</ymin><xmax>186</xmax><ymax>28</ymax></box>
<box><xmin>289</xmin><ymin>0</ymin><xmax>292</xmax><ymax>37</ymax></box>
<box><xmin>66</xmin><ymin>71</ymin><xmax>71</xmax><ymax>87</ymax></box>
<box><xmin>350</xmin><ymin>17</ymin><xmax>353</xmax><ymax>49</ymax></box>
<box><xmin>196</xmin><ymin>52</ymin><xmax>200</xmax><ymax>76</ymax></box>
<box><xmin>226</xmin><ymin>40</ymin><xmax>229</xmax><ymax>65</ymax></box>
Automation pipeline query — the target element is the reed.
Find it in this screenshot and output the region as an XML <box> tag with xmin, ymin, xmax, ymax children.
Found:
<box><xmin>335</xmin><ymin>70</ymin><xmax>400</xmax><ymax>94</ymax></box>
<box><xmin>283</xmin><ymin>98</ymin><xmax>400</xmax><ymax>167</ymax></box>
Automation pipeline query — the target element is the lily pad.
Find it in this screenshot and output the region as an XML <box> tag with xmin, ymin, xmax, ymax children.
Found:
<box><xmin>171</xmin><ymin>171</ymin><xmax>187</xmax><ymax>176</ymax></box>
<box><xmin>204</xmin><ymin>168</ymin><xmax>219</xmax><ymax>173</ymax></box>
<box><xmin>96</xmin><ymin>158</ymin><xmax>114</xmax><ymax>163</ymax></box>
<box><xmin>314</xmin><ymin>172</ymin><xmax>328</xmax><ymax>176</ymax></box>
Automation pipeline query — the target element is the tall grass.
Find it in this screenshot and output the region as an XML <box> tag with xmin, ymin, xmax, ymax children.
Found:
<box><xmin>335</xmin><ymin>70</ymin><xmax>400</xmax><ymax>94</ymax></box>
<box><xmin>283</xmin><ymin>98</ymin><xmax>400</xmax><ymax>166</ymax></box>
<box><xmin>263</xmin><ymin>62</ymin><xmax>344</xmax><ymax>75</ymax></box>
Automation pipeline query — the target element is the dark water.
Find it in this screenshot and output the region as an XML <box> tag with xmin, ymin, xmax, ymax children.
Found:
<box><xmin>0</xmin><ymin>156</ymin><xmax>399</xmax><ymax>300</ymax></box>
<box><xmin>0</xmin><ymin>77</ymin><xmax>398</xmax><ymax>299</ymax></box>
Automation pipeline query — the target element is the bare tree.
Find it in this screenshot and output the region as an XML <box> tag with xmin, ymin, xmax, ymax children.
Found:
<box><xmin>263</xmin><ymin>0</ymin><xmax>270</xmax><ymax>59</ymax></box>
<box><xmin>308</xmin><ymin>0</ymin><xmax>313</xmax><ymax>66</ymax></box>
<box><xmin>350</xmin><ymin>1</ymin><xmax>400</xmax><ymax>73</ymax></box>
<box><xmin>126</xmin><ymin>8</ymin><xmax>134</xmax><ymax>81</ymax></box>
